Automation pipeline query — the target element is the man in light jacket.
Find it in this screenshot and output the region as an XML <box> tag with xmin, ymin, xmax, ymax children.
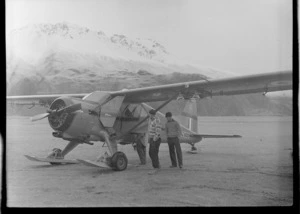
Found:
<box><xmin>147</xmin><ymin>109</ymin><xmax>162</xmax><ymax>174</ymax></box>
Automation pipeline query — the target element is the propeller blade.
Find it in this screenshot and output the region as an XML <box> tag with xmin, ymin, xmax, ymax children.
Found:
<box><xmin>30</xmin><ymin>103</ymin><xmax>81</xmax><ymax>122</ymax></box>
<box><xmin>57</xmin><ymin>103</ymin><xmax>81</xmax><ymax>114</ymax></box>
<box><xmin>30</xmin><ymin>113</ymin><xmax>50</xmax><ymax>122</ymax></box>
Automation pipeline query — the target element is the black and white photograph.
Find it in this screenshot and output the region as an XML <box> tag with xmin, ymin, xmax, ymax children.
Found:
<box><xmin>6</xmin><ymin>0</ymin><xmax>294</xmax><ymax>207</ymax></box>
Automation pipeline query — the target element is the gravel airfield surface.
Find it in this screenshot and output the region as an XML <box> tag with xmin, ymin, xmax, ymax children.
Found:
<box><xmin>6</xmin><ymin>116</ymin><xmax>293</xmax><ymax>207</ymax></box>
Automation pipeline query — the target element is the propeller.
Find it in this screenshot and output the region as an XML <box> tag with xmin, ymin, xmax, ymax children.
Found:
<box><xmin>30</xmin><ymin>103</ymin><xmax>81</xmax><ymax>122</ymax></box>
<box><xmin>30</xmin><ymin>112</ymin><xmax>51</xmax><ymax>122</ymax></box>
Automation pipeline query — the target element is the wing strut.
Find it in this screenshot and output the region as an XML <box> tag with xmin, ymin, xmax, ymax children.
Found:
<box><xmin>116</xmin><ymin>93</ymin><xmax>179</xmax><ymax>139</ymax></box>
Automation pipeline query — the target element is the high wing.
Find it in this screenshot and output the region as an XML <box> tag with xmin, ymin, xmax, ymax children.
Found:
<box><xmin>111</xmin><ymin>70</ymin><xmax>292</xmax><ymax>103</ymax></box>
<box><xmin>7</xmin><ymin>71</ymin><xmax>292</xmax><ymax>105</ymax></box>
<box><xmin>6</xmin><ymin>93</ymin><xmax>88</xmax><ymax>106</ymax></box>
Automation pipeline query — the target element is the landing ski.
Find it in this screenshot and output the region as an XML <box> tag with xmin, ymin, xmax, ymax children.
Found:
<box><xmin>77</xmin><ymin>159</ymin><xmax>110</xmax><ymax>168</ymax></box>
<box><xmin>24</xmin><ymin>155</ymin><xmax>79</xmax><ymax>164</ymax></box>
<box><xmin>187</xmin><ymin>150</ymin><xmax>198</xmax><ymax>154</ymax></box>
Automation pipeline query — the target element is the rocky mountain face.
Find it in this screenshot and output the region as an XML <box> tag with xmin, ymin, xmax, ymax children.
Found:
<box><xmin>6</xmin><ymin>22</ymin><xmax>292</xmax><ymax>116</ymax></box>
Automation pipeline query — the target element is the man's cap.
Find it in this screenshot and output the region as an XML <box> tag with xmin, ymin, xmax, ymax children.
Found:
<box><xmin>165</xmin><ymin>112</ymin><xmax>172</xmax><ymax>117</ymax></box>
<box><xmin>149</xmin><ymin>109</ymin><xmax>156</xmax><ymax>115</ymax></box>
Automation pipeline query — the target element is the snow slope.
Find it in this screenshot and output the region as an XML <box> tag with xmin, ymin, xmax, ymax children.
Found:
<box><xmin>6</xmin><ymin>22</ymin><xmax>235</xmax><ymax>85</ymax></box>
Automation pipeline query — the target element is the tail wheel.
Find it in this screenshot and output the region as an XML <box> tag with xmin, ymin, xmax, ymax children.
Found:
<box><xmin>50</xmin><ymin>162</ymin><xmax>61</xmax><ymax>165</ymax></box>
<box><xmin>190</xmin><ymin>143</ymin><xmax>197</xmax><ymax>151</ymax></box>
<box><xmin>111</xmin><ymin>152</ymin><xmax>128</xmax><ymax>171</ymax></box>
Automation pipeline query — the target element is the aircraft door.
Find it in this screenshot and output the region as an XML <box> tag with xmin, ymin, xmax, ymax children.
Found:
<box><xmin>116</xmin><ymin>103</ymin><xmax>149</xmax><ymax>134</ymax></box>
<box><xmin>100</xmin><ymin>96</ymin><xmax>125</xmax><ymax>127</ymax></box>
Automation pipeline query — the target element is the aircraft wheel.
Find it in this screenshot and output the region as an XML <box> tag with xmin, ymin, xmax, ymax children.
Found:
<box><xmin>111</xmin><ymin>152</ymin><xmax>128</xmax><ymax>171</ymax></box>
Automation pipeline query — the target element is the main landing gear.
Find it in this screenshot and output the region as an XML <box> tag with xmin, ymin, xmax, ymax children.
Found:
<box><xmin>92</xmin><ymin>130</ymin><xmax>128</xmax><ymax>171</ymax></box>
<box><xmin>47</xmin><ymin>148</ymin><xmax>64</xmax><ymax>165</ymax></box>
<box><xmin>46</xmin><ymin>141</ymin><xmax>80</xmax><ymax>165</ymax></box>
<box><xmin>24</xmin><ymin>141</ymin><xmax>80</xmax><ymax>165</ymax></box>
<box><xmin>94</xmin><ymin>150</ymin><xmax>128</xmax><ymax>171</ymax></box>
<box><xmin>26</xmin><ymin>131</ymin><xmax>129</xmax><ymax>171</ymax></box>
<box><xmin>111</xmin><ymin>152</ymin><xmax>128</xmax><ymax>171</ymax></box>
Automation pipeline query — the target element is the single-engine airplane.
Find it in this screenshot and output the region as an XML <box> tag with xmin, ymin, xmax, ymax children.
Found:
<box><xmin>6</xmin><ymin>71</ymin><xmax>293</xmax><ymax>171</ymax></box>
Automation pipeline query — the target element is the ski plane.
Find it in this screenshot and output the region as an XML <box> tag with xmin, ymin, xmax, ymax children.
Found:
<box><xmin>6</xmin><ymin>71</ymin><xmax>293</xmax><ymax>171</ymax></box>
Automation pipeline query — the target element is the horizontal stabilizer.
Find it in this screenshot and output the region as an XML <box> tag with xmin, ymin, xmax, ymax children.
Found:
<box><xmin>190</xmin><ymin>134</ymin><xmax>242</xmax><ymax>138</ymax></box>
<box><xmin>181</xmin><ymin>112</ymin><xmax>198</xmax><ymax>120</ymax></box>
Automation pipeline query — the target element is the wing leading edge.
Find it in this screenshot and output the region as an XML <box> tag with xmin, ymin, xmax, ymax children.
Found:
<box><xmin>111</xmin><ymin>70</ymin><xmax>292</xmax><ymax>103</ymax></box>
<box><xmin>7</xmin><ymin>71</ymin><xmax>292</xmax><ymax>105</ymax></box>
<box><xmin>6</xmin><ymin>93</ymin><xmax>88</xmax><ymax>106</ymax></box>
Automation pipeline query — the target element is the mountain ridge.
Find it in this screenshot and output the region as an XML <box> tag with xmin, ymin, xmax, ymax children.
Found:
<box><xmin>6</xmin><ymin>22</ymin><xmax>292</xmax><ymax>116</ymax></box>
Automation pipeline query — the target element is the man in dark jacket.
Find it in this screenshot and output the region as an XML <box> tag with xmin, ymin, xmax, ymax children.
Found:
<box><xmin>135</xmin><ymin>133</ymin><xmax>147</xmax><ymax>166</ymax></box>
<box><xmin>165</xmin><ymin>112</ymin><xmax>183</xmax><ymax>169</ymax></box>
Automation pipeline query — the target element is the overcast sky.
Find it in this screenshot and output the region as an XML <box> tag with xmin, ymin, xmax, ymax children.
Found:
<box><xmin>6</xmin><ymin>0</ymin><xmax>293</xmax><ymax>75</ymax></box>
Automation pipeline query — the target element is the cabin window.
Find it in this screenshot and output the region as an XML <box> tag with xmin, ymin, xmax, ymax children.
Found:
<box><xmin>122</xmin><ymin>104</ymin><xmax>146</xmax><ymax>119</ymax></box>
<box><xmin>140</xmin><ymin>105</ymin><xmax>148</xmax><ymax>117</ymax></box>
<box><xmin>127</xmin><ymin>104</ymin><xmax>140</xmax><ymax>118</ymax></box>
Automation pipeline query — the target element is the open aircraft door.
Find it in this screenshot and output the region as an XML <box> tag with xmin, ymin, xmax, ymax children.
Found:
<box><xmin>100</xmin><ymin>96</ymin><xmax>125</xmax><ymax>127</ymax></box>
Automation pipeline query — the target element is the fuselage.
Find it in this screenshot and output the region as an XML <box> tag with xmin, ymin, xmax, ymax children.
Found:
<box><xmin>48</xmin><ymin>95</ymin><xmax>202</xmax><ymax>146</ymax></box>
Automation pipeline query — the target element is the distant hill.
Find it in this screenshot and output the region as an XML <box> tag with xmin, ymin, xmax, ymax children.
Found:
<box><xmin>7</xmin><ymin>22</ymin><xmax>234</xmax><ymax>96</ymax></box>
<box><xmin>6</xmin><ymin>22</ymin><xmax>292</xmax><ymax>116</ymax></box>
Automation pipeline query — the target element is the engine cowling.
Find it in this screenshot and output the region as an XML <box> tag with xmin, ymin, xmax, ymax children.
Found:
<box><xmin>47</xmin><ymin>97</ymin><xmax>104</xmax><ymax>141</ymax></box>
<box><xmin>48</xmin><ymin>97</ymin><xmax>77</xmax><ymax>131</ymax></box>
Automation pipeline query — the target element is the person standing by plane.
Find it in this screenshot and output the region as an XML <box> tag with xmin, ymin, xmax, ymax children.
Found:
<box><xmin>165</xmin><ymin>112</ymin><xmax>183</xmax><ymax>169</ymax></box>
<box><xmin>147</xmin><ymin>109</ymin><xmax>162</xmax><ymax>174</ymax></box>
<box><xmin>134</xmin><ymin>133</ymin><xmax>147</xmax><ymax>166</ymax></box>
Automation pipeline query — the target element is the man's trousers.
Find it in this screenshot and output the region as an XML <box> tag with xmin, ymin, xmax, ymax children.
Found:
<box><xmin>148</xmin><ymin>137</ymin><xmax>161</xmax><ymax>168</ymax></box>
<box><xmin>167</xmin><ymin>137</ymin><xmax>183</xmax><ymax>167</ymax></box>
<box><xmin>136</xmin><ymin>138</ymin><xmax>146</xmax><ymax>164</ymax></box>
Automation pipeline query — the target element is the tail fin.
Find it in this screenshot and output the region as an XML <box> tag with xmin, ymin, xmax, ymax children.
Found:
<box><xmin>141</xmin><ymin>101</ymin><xmax>199</xmax><ymax>134</ymax></box>
<box><xmin>176</xmin><ymin>100</ymin><xmax>198</xmax><ymax>134</ymax></box>
<box><xmin>188</xmin><ymin>117</ymin><xmax>198</xmax><ymax>133</ymax></box>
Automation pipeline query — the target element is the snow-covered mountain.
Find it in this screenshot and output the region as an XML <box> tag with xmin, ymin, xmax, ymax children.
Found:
<box><xmin>6</xmin><ymin>22</ymin><xmax>236</xmax><ymax>95</ymax></box>
<box><xmin>6</xmin><ymin>22</ymin><xmax>292</xmax><ymax>116</ymax></box>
